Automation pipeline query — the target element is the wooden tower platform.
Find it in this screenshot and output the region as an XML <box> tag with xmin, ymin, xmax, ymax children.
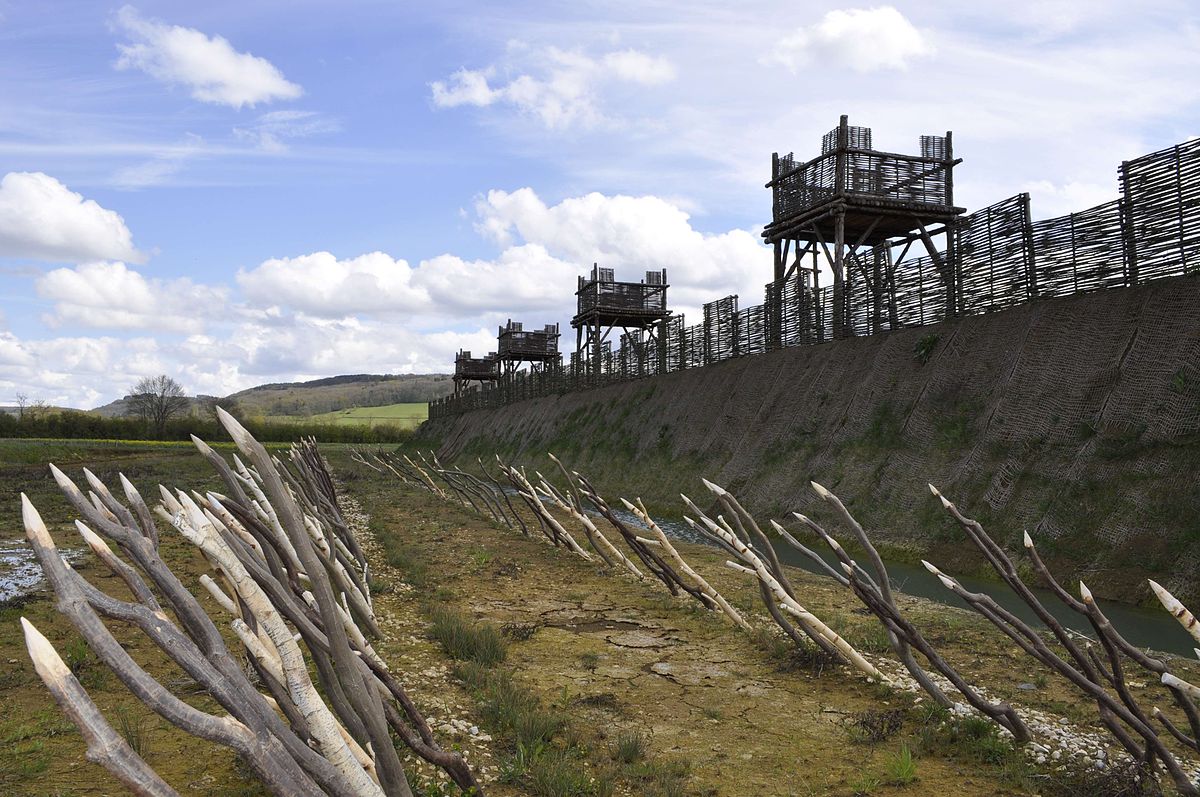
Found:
<box><xmin>452</xmin><ymin>350</ymin><xmax>498</xmax><ymax>395</ymax></box>
<box><xmin>496</xmin><ymin>320</ymin><xmax>561</xmax><ymax>379</ymax></box>
<box><xmin>571</xmin><ymin>265</ymin><xmax>669</xmax><ymax>375</ymax></box>
<box><xmin>764</xmin><ymin>115</ymin><xmax>965</xmax><ymax>337</ymax></box>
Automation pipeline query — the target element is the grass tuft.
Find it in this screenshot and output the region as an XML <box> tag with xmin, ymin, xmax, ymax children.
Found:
<box><xmin>428</xmin><ymin>605</ymin><xmax>507</xmax><ymax>667</ymax></box>
<box><xmin>884</xmin><ymin>743</ymin><xmax>917</xmax><ymax>786</ymax></box>
<box><xmin>611</xmin><ymin>730</ymin><xmax>647</xmax><ymax>764</ymax></box>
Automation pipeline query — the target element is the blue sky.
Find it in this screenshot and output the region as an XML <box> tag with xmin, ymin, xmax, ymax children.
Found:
<box><xmin>1</xmin><ymin>1</ymin><xmax>1198</xmax><ymax>408</ymax></box>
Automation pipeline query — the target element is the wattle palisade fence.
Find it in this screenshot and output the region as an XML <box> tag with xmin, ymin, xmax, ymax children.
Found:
<box><xmin>430</xmin><ymin>136</ymin><xmax>1200</xmax><ymax>419</ymax></box>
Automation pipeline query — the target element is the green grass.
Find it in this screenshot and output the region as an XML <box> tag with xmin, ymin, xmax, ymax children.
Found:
<box><xmin>885</xmin><ymin>744</ymin><xmax>917</xmax><ymax>786</ymax></box>
<box><xmin>454</xmin><ymin>662</ymin><xmax>565</xmax><ymax>750</ymax></box>
<box><xmin>263</xmin><ymin>402</ymin><xmax>428</xmax><ymax>429</ymax></box>
<box><xmin>612</xmin><ymin>731</ymin><xmax>647</xmax><ymax>764</ymax></box>
<box><xmin>428</xmin><ymin>606</ymin><xmax>508</xmax><ymax>666</ymax></box>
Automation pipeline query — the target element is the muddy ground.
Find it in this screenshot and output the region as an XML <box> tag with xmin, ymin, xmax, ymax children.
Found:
<box><xmin>2</xmin><ymin>442</ymin><xmax>1199</xmax><ymax>795</ymax></box>
<box><xmin>345</xmin><ymin>455</ymin><xmax>1200</xmax><ymax>796</ymax></box>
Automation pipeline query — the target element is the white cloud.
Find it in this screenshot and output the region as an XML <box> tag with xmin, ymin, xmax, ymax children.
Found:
<box><xmin>237</xmin><ymin>251</ymin><xmax>430</xmax><ymax>317</ymax></box>
<box><xmin>3</xmin><ymin>184</ymin><xmax>773</xmax><ymax>407</ymax></box>
<box><xmin>236</xmin><ymin>188</ymin><xmax>768</xmax><ymax>324</ymax></box>
<box><xmin>431</xmin><ymin>46</ymin><xmax>676</xmax><ymax>129</ymax></box>
<box><xmin>1022</xmin><ymin>179</ymin><xmax>1117</xmax><ymax>219</ymax></box>
<box><xmin>0</xmin><ymin>172</ymin><xmax>144</xmax><ymax>263</ymax></box>
<box><xmin>111</xmin><ymin>133</ymin><xmax>205</xmax><ymax>189</ymax></box>
<box><xmin>431</xmin><ymin>68</ymin><xmax>501</xmax><ymax>108</ymax></box>
<box><xmin>36</xmin><ymin>261</ymin><xmax>226</xmax><ymax>333</ymax></box>
<box><xmin>767</xmin><ymin>7</ymin><xmax>934</xmax><ymax>73</ymax></box>
<box><xmin>114</xmin><ymin>5</ymin><xmax>302</xmax><ymax>108</ymax></box>
<box><xmin>601</xmin><ymin>50</ymin><xmax>676</xmax><ymax>85</ymax></box>
<box><xmin>233</xmin><ymin>110</ymin><xmax>341</xmax><ymax>153</ymax></box>
<box><xmin>475</xmin><ymin>188</ymin><xmax>770</xmax><ymax>314</ymax></box>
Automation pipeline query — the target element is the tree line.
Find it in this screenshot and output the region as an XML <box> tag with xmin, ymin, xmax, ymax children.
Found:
<box><xmin>0</xmin><ymin>409</ymin><xmax>415</xmax><ymax>444</ymax></box>
<box><xmin>4</xmin><ymin>375</ymin><xmax>416</xmax><ymax>444</ymax></box>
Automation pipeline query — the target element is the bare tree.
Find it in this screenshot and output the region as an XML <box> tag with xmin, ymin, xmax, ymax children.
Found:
<box><xmin>15</xmin><ymin>392</ymin><xmax>28</xmax><ymax>420</ymax></box>
<box><xmin>128</xmin><ymin>375</ymin><xmax>189</xmax><ymax>436</ymax></box>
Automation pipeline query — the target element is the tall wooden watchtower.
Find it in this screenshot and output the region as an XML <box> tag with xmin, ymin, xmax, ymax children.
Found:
<box><xmin>496</xmin><ymin>320</ymin><xmax>561</xmax><ymax>379</ymax></box>
<box><xmin>571</xmin><ymin>265</ymin><xmax>669</xmax><ymax>376</ymax></box>
<box><xmin>452</xmin><ymin>350</ymin><xmax>498</xmax><ymax>395</ymax></box>
<box><xmin>763</xmin><ymin>115</ymin><xmax>964</xmax><ymax>337</ymax></box>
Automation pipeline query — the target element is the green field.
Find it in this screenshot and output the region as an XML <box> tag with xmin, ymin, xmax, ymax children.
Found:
<box><xmin>263</xmin><ymin>402</ymin><xmax>427</xmax><ymax>429</ymax></box>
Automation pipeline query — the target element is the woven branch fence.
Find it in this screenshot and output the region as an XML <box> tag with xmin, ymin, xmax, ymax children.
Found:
<box><xmin>432</xmin><ymin>137</ymin><xmax>1200</xmax><ymax>419</ymax></box>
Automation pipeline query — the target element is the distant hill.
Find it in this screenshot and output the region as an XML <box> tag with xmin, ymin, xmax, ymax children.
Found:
<box><xmin>226</xmin><ymin>373</ymin><xmax>452</xmax><ymax>418</ymax></box>
<box><xmin>90</xmin><ymin>395</ymin><xmax>217</xmax><ymax>418</ymax></box>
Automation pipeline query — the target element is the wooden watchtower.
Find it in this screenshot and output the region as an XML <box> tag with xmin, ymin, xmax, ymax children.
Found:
<box><xmin>571</xmin><ymin>265</ymin><xmax>669</xmax><ymax>376</ymax></box>
<box><xmin>763</xmin><ymin>115</ymin><xmax>965</xmax><ymax>337</ymax></box>
<box><xmin>452</xmin><ymin>350</ymin><xmax>498</xmax><ymax>395</ymax></box>
<box><xmin>496</xmin><ymin>320</ymin><xmax>561</xmax><ymax>379</ymax></box>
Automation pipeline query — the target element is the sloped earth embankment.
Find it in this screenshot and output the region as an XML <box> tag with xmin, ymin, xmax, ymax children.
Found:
<box><xmin>426</xmin><ymin>275</ymin><xmax>1200</xmax><ymax>605</ymax></box>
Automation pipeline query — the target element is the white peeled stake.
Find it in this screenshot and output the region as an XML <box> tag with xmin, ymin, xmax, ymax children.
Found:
<box><xmin>166</xmin><ymin>490</ymin><xmax>383</xmax><ymax>797</ymax></box>
<box><xmin>682</xmin><ymin>496</ymin><xmax>882</xmax><ymax>680</ymax></box>
<box><xmin>541</xmin><ymin>478</ymin><xmax>643</xmax><ymax>578</ymax></box>
<box><xmin>621</xmin><ymin>497</ymin><xmax>749</xmax><ymax>630</ymax></box>
<box><xmin>920</xmin><ymin>560</ymin><xmax>960</xmax><ymax>592</ymax></box>
<box><xmin>1148</xmin><ymin>580</ymin><xmax>1200</xmax><ymax>648</ymax></box>
<box><xmin>21</xmin><ymin>617</ymin><xmax>182</xmax><ymax>797</ymax></box>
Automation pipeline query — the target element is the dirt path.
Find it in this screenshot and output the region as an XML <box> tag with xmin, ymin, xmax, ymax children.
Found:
<box><xmin>348</xmin><ymin>464</ymin><xmax>1109</xmax><ymax>797</ymax></box>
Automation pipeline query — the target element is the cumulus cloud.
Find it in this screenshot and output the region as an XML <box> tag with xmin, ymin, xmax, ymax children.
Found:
<box><xmin>7</xmin><ymin>187</ymin><xmax>768</xmax><ymax>407</ymax></box>
<box><xmin>114</xmin><ymin>5</ymin><xmax>302</xmax><ymax>108</ymax></box>
<box><xmin>0</xmin><ymin>332</ymin><xmax>164</xmax><ymax>409</ymax></box>
<box><xmin>236</xmin><ymin>189</ymin><xmax>768</xmax><ymax>323</ymax></box>
<box><xmin>237</xmin><ymin>251</ymin><xmax>430</xmax><ymax>316</ymax></box>
<box><xmin>474</xmin><ymin>188</ymin><xmax>770</xmax><ymax>312</ymax></box>
<box><xmin>767</xmin><ymin>6</ymin><xmax>934</xmax><ymax>73</ymax></box>
<box><xmin>431</xmin><ymin>46</ymin><xmax>676</xmax><ymax>129</ymax></box>
<box><xmin>0</xmin><ymin>172</ymin><xmax>144</xmax><ymax>263</ymax></box>
<box><xmin>36</xmin><ymin>261</ymin><xmax>227</xmax><ymax>333</ymax></box>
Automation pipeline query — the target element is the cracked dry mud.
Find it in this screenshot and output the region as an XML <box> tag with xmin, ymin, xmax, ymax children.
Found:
<box><xmin>347</xmin><ymin>466</ymin><xmax>1127</xmax><ymax>797</ymax></box>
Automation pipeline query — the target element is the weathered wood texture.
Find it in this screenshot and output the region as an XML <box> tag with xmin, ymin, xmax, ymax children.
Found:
<box><xmin>432</xmin><ymin>135</ymin><xmax>1200</xmax><ymax>419</ymax></box>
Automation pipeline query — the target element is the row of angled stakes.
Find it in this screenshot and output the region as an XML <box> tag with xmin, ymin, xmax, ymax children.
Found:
<box><xmin>358</xmin><ymin>447</ymin><xmax>1200</xmax><ymax>795</ymax></box>
<box><xmin>21</xmin><ymin>412</ymin><xmax>483</xmax><ymax>797</ymax></box>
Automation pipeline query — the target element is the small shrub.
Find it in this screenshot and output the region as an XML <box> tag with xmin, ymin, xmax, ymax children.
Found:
<box><xmin>501</xmin><ymin>622</ymin><xmax>538</xmax><ymax>641</ymax></box>
<box><xmin>885</xmin><ymin>744</ymin><xmax>917</xmax><ymax>786</ymax></box>
<box><xmin>845</xmin><ymin>709</ymin><xmax>905</xmax><ymax>743</ymax></box>
<box><xmin>428</xmin><ymin>606</ymin><xmax>507</xmax><ymax>666</ymax></box>
<box><xmin>918</xmin><ymin>713</ymin><xmax>1016</xmax><ymax>766</ymax></box>
<box><xmin>914</xmin><ymin>333</ymin><xmax>940</xmax><ymax>364</ymax></box>
<box><xmin>580</xmin><ymin>652</ymin><xmax>600</xmax><ymax>672</ymax></box>
<box><xmin>629</xmin><ymin>758</ymin><xmax>690</xmax><ymax>797</ymax></box>
<box><xmin>748</xmin><ymin>626</ymin><xmax>839</xmax><ymax>676</ymax></box>
<box><xmin>526</xmin><ymin>747</ymin><xmax>602</xmax><ymax>797</ymax></box>
<box><xmin>851</xmin><ymin>773</ymin><xmax>882</xmax><ymax>796</ymax></box>
<box><xmin>1041</xmin><ymin>760</ymin><xmax>1162</xmax><ymax>797</ymax></box>
<box><xmin>382</xmin><ymin>542</ymin><xmax>432</xmax><ymax>588</ymax></box>
<box><xmin>454</xmin><ymin>665</ymin><xmax>564</xmax><ymax>749</ymax></box>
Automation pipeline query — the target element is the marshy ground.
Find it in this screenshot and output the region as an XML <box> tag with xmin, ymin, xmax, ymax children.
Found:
<box><xmin>2</xmin><ymin>441</ymin><xmax>1198</xmax><ymax>795</ymax></box>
